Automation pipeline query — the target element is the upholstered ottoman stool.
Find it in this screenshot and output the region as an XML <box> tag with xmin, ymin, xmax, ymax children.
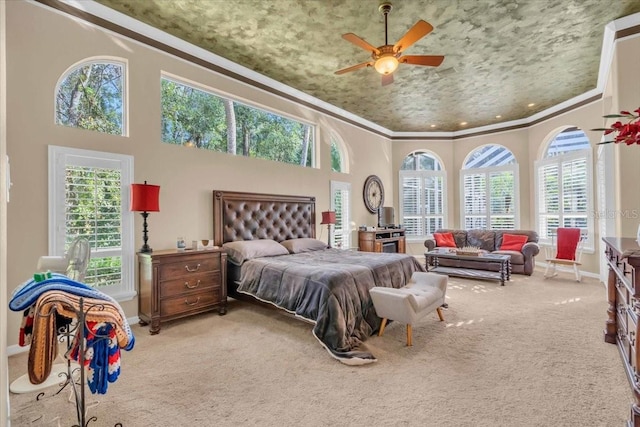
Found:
<box><xmin>369</xmin><ymin>272</ymin><xmax>447</xmax><ymax>346</ymax></box>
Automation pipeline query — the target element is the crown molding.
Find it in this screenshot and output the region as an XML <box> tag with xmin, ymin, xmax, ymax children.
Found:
<box><xmin>32</xmin><ymin>1</ymin><xmax>640</xmax><ymax>141</ymax></box>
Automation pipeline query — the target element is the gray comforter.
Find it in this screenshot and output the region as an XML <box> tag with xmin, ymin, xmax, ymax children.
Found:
<box><xmin>236</xmin><ymin>248</ymin><xmax>425</xmax><ymax>364</ymax></box>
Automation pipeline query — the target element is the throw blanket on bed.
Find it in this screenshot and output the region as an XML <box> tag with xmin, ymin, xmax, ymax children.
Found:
<box><xmin>236</xmin><ymin>249</ymin><xmax>424</xmax><ymax>365</ymax></box>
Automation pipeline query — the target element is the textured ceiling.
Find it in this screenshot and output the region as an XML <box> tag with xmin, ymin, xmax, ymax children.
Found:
<box><xmin>94</xmin><ymin>0</ymin><xmax>640</xmax><ymax>133</ymax></box>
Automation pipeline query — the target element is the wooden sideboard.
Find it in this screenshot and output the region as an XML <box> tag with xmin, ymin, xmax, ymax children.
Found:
<box><xmin>138</xmin><ymin>248</ymin><xmax>227</xmax><ymax>334</ymax></box>
<box><xmin>358</xmin><ymin>228</ymin><xmax>406</xmax><ymax>253</ymax></box>
<box><xmin>603</xmin><ymin>237</ymin><xmax>640</xmax><ymax>426</ymax></box>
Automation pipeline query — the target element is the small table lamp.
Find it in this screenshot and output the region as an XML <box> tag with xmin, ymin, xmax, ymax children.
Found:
<box><xmin>320</xmin><ymin>210</ymin><xmax>336</xmax><ymax>248</ymax></box>
<box><xmin>130</xmin><ymin>181</ymin><xmax>160</xmax><ymax>253</ymax></box>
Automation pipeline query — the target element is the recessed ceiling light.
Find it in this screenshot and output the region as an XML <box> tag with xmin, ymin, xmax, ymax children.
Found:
<box><xmin>495</xmin><ymin>115</ymin><xmax>502</xmax><ymax>119</ymax></box>
<box><xmin>460</xmin><ymin>122</ymin><xmax>467</xmax><ymax>126</ymax></box>
<box><xmin>528</xmin><ymin>103</ymin><xmax>535</xmax><ymax>107</ymax></box>
<box><xmin>430</xmin><ymin>124</ymin><xmax>436</xmax><ymax>128</ymax></box>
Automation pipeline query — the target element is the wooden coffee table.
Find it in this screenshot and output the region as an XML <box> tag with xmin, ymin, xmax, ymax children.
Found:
<box><xmin>424</xmin><ymin>249</ymin><xmax>512</xmax><ymax>286</ymax></box>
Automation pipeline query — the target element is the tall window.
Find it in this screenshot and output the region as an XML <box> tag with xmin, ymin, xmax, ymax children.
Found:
<box><xmin>48</xmin><ymin>146</ymin><xmax>135</xmax><ymax>301</ymax></box>
<box><xmin>55</xmin><ymin>59</ymin><xmax>125</xmax><ymax>135</ymax></box>
<box><xmin>399</xmin><ymin>151</ymin><xmax>446</xmax><ymax>240</ymax></box>
<box><xmin>330</xmin><ymin>181</ymin><xmax>351</xmax><ymax>249</ymax></box>
<box><xmin>535</xmin><ymin>127</ymin><xmax>593</xmax><ymax>249</ymax></box>
<box><xmin>331</xmin><ymin>140</ymin><xmax>343</xmax><ymax>172</ymax></box>
<box><xmin>161</xmin><ymin>75</ymin><xmax>314</xmax><ymax>167</ymax></box>
<box><xmin>461</xmin><ymin>145</ymin><xmax>518</xmax><ymax>229</ymax></box>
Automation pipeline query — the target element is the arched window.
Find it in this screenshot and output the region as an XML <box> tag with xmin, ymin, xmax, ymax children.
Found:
<box><xmin>399</xmin><ymin>151</ymin><xmax>446</xmax><ymax>239</ymax></box>
<box><xmin>461</xmin><ymin>145</ymin><xmax>518</xmax><ymax>229</ymax></box>
<box><xmin>330</xmin><ymin>134</ymin><xmax>347</xmax><ymax>173</ymax></box>
<box><xmin>55</xmin><ymin>59</ymin><xmax>126</xmax><ymax>135</ymax></box>
<box><xmin>535</xmin><ymin>127</ymin><xmax>593</xmax><ymax>249</ymax></box>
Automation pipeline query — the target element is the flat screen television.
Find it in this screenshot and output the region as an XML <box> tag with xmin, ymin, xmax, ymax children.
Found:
<box><xmin>378</xmin><ymin>206</ymin><xmax>395</xmax><ymax>228</ymax></box>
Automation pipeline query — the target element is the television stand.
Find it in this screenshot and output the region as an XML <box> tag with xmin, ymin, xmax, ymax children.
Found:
<box><xmin>358</xmin><ymin>229</ymin><xmax>405</xmax><ymax>253</ymax></box>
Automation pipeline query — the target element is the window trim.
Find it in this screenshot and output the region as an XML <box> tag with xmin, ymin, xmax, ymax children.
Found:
<box><xmin>330</xmin><ymin>180</ymin><xmax>351</xmax><ymax>249</ymax></box>
<box><xmin>48</xmin><ymin>145</ymin><xmax>135</xmax><ymax>301</ymax></box>
<box><xmin>396</xmin><ymin>150</ymin><xmax>449</xmax><ymax>243</ymax></box>
<box><xmin>161</xmin><ymin>72</ymin><xmax>317</xmax><ymax>168</ymax></box>
<box><xmin>459</xmin><ymin>163</ymin><xmax>520</xmax><ymax>230</ymax></box>
<box><xmin>534</xmin><ymin>149</ymin><xmax>594</xmax><ymax>252</ymax></box>
<box><xmin>54</xmin><ymin>57</ymin><xmax>128</xmax><ymax>137</ymax></box>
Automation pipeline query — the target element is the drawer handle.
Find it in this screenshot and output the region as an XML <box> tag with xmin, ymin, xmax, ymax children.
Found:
<box><xmin>185</xmin><ymin>263</ymin><xmax>201</xmax><ymax>272</ymax></box>
<box><xmin>185</xmin><ymin>297</ymin><xmax>201</xmax><ymax>306</ymax></box>
<box><xmin>185</xmin><ymin>280</ymin><xmax>201</xmax><ymax>289</ymax></box>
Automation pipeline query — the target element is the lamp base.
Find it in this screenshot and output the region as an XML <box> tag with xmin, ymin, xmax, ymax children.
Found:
<box><xmin>139</xmin><ymin>245</ymin><xmax>153</xmax><ymax>254</ymax></box>
<box><xmin>140</xmin><ymin>211</ymin><xmax>153</xmax><ymax>254</ymax></box>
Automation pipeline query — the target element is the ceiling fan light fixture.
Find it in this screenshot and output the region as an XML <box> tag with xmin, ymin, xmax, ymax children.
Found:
<box><xmin>374</xmin><ymin>55</ymin><xmax>399</xmax><ymax>75</ymax></box>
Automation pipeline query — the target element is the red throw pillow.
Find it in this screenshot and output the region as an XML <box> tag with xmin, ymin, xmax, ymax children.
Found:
<box><xmin>434</xmin><ymin>232</ymin><xmax>457</xmax><ymax>248</ymax></box>
<box><xmin>500</xmin><ymin>234</ymin><xmax>529</xmax><ymax>251</ymax></box>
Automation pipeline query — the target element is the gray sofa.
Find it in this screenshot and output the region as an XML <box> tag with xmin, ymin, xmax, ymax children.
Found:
<box><xmin>424</xmin><ymin>229</ymin><xmax>540</xmax><ymax>276</ymax></box>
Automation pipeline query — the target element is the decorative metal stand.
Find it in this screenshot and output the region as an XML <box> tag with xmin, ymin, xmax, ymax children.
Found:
<box><xmin>32</xmin><ymin>297</ymin><xmax>122</xmax><ymax>427</ymax></box>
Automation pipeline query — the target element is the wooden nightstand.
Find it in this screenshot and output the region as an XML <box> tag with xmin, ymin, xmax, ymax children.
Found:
<box><xmin>138</xmin><ymin>248</ymin><xmax>227</xmax><ymax>334</ymax></box>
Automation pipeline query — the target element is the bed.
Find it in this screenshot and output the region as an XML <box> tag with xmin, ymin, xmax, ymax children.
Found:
<box><xmin>212</xmin><ymin>190</ymin><xmax>425</xmax><ymax>365</ymax></box>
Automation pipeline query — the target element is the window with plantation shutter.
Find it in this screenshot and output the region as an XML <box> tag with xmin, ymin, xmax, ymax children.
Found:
<box><xmin>535</xmin><ymin>128</ymin><xmax>592</xmax><ymax>250</ymax></box>
<box><xmin>399</xmin><ymin>151</ymin><xmax>446</xmax><ymax>241</ymax></box>
<box><xmin>49</xmin><ymin>146</ymin><xmax>135</xmax><ymax>301</ymax></box>
<box><xmin>330</xmin><ymin>181</ymin><xmax>351</xmax><ymax>249</ymax></box>
<box><xmin>461</xmin><ymin>145</ymin><xmax>518</xmax><ymax>230</ymax></box>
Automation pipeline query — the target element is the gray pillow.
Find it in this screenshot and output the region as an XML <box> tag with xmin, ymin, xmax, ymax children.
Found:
<box><xmin>222</xmin><ymin>239</ymin><xmax>289</xmax><ymax>265</ymax></box>
<box><xmin>280</xmin><ymin>238</ymin><xmax>328</xmax><ymax>254</ymax></box>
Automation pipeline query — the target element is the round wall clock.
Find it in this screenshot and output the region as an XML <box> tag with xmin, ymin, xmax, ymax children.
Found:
<box><xmin>363</xmin><ymin>175</ymin><xmax>384</xmax><ymax>214</ymax></box>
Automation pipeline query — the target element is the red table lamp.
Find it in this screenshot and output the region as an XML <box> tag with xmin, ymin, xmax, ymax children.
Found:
<box><xmin>130</xmin><ymin>181</ymin><xmax>160</xmax><ymax>253</ymax></box>
<box><xmin>320</xmin><ymin>210</ymin><xmax>336</xmax><ymax>248</ymax></box>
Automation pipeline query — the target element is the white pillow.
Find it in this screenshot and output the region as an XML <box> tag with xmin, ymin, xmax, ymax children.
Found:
<box><xmin>222</xmin><ymin>239</ymin><xmax>289</xmax><ymax>265</ymax></box>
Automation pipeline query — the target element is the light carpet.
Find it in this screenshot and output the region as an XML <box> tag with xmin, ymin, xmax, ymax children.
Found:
<box><xmin>8</xmin><ymin>271</ymin><xmax>632</xmax><ymax>426</ymax></box>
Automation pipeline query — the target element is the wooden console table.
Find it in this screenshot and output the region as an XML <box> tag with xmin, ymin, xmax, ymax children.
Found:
<box><xmin>603</xmin><ymin>236</ymin><xmax>640</xmax><ymax>426</ymax></box>
<box><xmin>358</xmin><ymin>228</ymin><xmax>405</xmax><ymax>253</ymax></box>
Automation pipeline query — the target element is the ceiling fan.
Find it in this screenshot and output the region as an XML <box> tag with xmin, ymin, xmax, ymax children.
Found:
<box><xmin>335</xmin><ymin>2</ymin><xmax>444</xmax><ymax>86</ymax></box>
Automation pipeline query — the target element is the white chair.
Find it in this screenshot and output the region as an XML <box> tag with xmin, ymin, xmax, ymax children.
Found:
<box><xmin>37</xmin><ymin>236</ymin><xmax>91</xmax><ymax>281</ymax></box>
<box><xmin>544</xmin><ymin>228</ymin><xmax>584</xmax><ymax>282</ymax></box>
<box><xmin>369</xmin><ymin>272</ymin><xmax>447</xmax><ymax>346</ymax></box>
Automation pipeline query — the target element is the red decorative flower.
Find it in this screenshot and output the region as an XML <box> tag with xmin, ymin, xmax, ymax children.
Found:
<box><xmin>593</xmin><ymin>108</ymin><xmax>640</xmax><ymax>145</ymax></box>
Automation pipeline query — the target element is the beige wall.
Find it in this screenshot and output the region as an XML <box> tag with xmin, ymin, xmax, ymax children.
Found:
<box><xmin>5</xmin><ymin>1</ymin><xmax>640</xmax><ymax>349</ymax></box>
<box><xmin>4</xmin><ymin>1</ymin><xmax>392</xmax><ymax>347</ymax></box>
<box><xmin>611</xmin><ymin>36</ymin><xmax>640</xmax><ymax>239</ymax></box>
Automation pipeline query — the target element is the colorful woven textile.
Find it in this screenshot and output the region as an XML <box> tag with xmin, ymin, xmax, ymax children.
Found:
<box><xmin>9</xmin><ymin>273</ymin><xmax>135</xmax><ymax>390</ymax></box>
<box><xmin>68</xmin><ymin>322</ymin><xmax>121</xmax><ymax>394</ymax></box>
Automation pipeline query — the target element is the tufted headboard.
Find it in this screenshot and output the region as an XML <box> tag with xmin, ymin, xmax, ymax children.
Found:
<box><xmin>212</xmin><ymin>190</ymin><xmax>316</xmax><ymax>246</ymax></box>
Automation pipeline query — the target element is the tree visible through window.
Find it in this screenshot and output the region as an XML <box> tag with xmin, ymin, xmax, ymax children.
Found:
<box><xmin>399</xmin><ymin>151</ymin><xmax>446</xmax><ymax>239</ymax></box>
<box><xmin>161</xmin><ymin>77</ymin><xmax>314</xmax><ymax>167</ymax></box>
<box><xmin>55</xmin><ymin>61</ymin><xmax>124</xmax><ymax>135</ymax></box>
<box><xmin>461</xmin><ymin>145</ymin><xmax>518</xmax><ymax>230</ymax></box>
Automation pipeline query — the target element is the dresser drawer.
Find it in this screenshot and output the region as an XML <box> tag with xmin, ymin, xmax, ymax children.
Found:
<box><xmin>160</xmin><ymin>272</ymin><xmax>221</xmax><ymax>298</ymax></box>
<box><xmin>160</xmin><ymin>288</ymin><xmax>221</xmax><ymax>317</ymax></box>
<box><xmin>159</xmin><ymin>255</ymin><xmax>221</xmax><ymax>279</ymax></box>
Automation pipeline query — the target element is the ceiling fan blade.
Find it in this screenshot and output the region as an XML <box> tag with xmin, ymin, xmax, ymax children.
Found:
<box><xmin>394</xmin><ymin>20</ymin><xmax>433</xmax><ymax>53</ymax></box>
<box><xmin>342</xmin><ymin>33</ymin><xmax>380</xmax><ymax>54</ymax></box>
<box><xmin>335</xmin><ymin>61</ymin><xmax>373</xmax><ymax>75</ymax></box>
<box><xmin>381</xmin><ymin>73</ymin><xmax>394</xmax><ymax>86</ymax></box>
<box><xmin>399</xmin><ymin>55</ymin><xmax>445</xmax><ymax>67</ymax></box>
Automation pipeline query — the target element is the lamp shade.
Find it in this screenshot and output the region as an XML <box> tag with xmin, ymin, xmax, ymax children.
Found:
<box><xmin>320</xmin><ymin>211</ymin><xmax>336</xmax><ymax>225</ymax></box>
<box><xmin>130</xmin><ymin>182</ymin><xmax>160</xmax><ymax>212</ymax></box>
